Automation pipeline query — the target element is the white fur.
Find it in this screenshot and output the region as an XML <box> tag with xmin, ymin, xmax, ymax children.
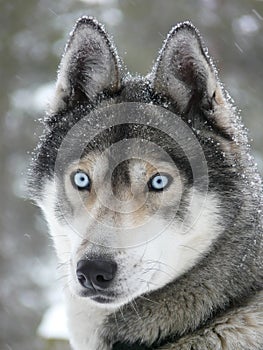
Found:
<box><xmin>65</xmin><ymin>290</ymin><xmax>112</xmax><ymax>350</ymax></box>
<box><xmin>39</xmin><ymin>172</ymin><xmax>222</xmax><ymax>349</ymax></box>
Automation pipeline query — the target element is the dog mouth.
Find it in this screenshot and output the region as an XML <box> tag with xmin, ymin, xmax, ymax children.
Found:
<box><xmin>79</xmin><ymin>288</ymin><xmax>117</xmax><ymax>304</ymax></box>
<box><xmin>90</xmin><ymin>294</ymin><xmax>116</xmax><ymax>304</ymax></box>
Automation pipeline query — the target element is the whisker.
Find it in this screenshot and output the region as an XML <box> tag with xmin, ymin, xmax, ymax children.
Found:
<box><xmin>139</xmin><ymin>240</ymin><xmax>149</xmax><ymax>263</ymax></box>
<box><xmin>56</xmin><ymin>261</ymin><xmax>70</xmax><ymax>270</ymax></box>
<box><xmin>138</xmin><ymin>295</ymin><xmax>160</xmax><ymax>305</ymax></box>
<box><xmin>56</xmin><ymin>274</ymin><xmax>69</xmax><ymax>282</ymax></box>
<box><xmin>113</xmin><ymin>311</ymin><xmax>119</xmax><ymax>331</ymax></box>
<box><xmin>138</xmin><ymin>278</ymin><xmax>159</xmax><ymax>287</ymax></box>
<box><xmin>144</xmin><ymin>259</ymin><xmax>179</xmax><ymax>275</ymax></box>
<box><xmin>123</xmin><ymin>280</ymin><xmax>142</xmax><ymax>320</ymax></box>
<box><xmin>130</xmin><ymin>300</ymin><xmax>142</xmax><ymax>320</ymax></box>
<box><xmin>120</xmin><ymin>305</ymin><xmax>128</xmax><ymax>323</ymax></box>
<box><xmin>179</xmin><ymin>244</ymin><xmax>202</xmax><ymax>254</ymax></box>
<box><xmin>146</xmin><ymin>267</ymin><xmax>174</xmax><ymax>279</ymax></box>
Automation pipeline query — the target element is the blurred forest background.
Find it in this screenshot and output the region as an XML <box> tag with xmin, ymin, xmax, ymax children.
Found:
<box><xmin>0</xmin><ymin>0</ymin><xmax>263</xmax><ymax>349</ymax></box>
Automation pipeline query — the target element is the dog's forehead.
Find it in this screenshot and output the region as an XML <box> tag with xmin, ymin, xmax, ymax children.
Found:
<box><xmin>59</xmin><ymin>117</ymin><xmax>190</xmax><ymax>187</ymax></box>
<box><xmin>68</xmin><ymin>146</ymin><xmax>176</xmax><ymax>183</ymax></box>
<box><xmin>76</xmin><ymin>150</ymin><xmax>171</xmax><ymax>173</ymax></box>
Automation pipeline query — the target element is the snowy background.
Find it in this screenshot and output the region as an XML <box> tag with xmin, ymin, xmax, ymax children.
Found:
<box><xmin>0</xmin><ymin>0</ymin><xmax>263</xmax><ymax>349</ymax></box>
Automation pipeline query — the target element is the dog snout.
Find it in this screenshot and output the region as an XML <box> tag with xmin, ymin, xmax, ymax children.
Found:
<box><xmin>76</xmin><ymin>259</ymin><xmax>117</xmax><ymax>291</ymax></box>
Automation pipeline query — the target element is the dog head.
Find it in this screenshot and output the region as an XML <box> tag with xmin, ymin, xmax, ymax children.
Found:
<box><xmin>30</xmin><ymin>17</ymin><xmax>244</xmax><ymax>307</ymax></box>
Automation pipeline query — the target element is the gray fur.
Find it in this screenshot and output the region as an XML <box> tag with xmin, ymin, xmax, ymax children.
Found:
<box><xmin>52</xmin><ymin>16</ymin><xmax>120</xmax><ymax>112</ymax></box>
<box><xmin>30</xmin><ymin>17</ymin><xmax>263</xmax><ymax>350</ymax></box>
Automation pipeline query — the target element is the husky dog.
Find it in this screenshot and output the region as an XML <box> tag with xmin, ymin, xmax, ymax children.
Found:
<box><xmin>30</xmin><ymin>17</ymin><xmax>263</xmax><ymax>350</ymax></box>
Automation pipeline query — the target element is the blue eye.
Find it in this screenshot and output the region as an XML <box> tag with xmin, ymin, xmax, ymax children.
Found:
<box><xmin>148</xmin><ymin>174</ymin><xmax>171</xmax><ymax>191</ymax></box>
<box><xmin>72</xmin><ymin>171</ymin><xmax>90</xmax><ymax>190</ymax></box>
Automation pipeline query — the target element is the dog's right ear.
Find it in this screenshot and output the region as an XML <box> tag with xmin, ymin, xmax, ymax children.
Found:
<box><xmin>51</xmin><ymin>17</ymin><xmax>121</xmax><ymax>112</ymax></box>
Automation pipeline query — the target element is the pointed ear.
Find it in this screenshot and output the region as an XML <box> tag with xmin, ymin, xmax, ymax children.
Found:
<box><xmin>151</xmin><ymin>22</ymin><xmax>235</xmax><ymax>139</ymax></box>
<box><xmin>152</xmin><ymin>22</ymin><xmax>219</xmax><ymax>114</ymax></box>
<box><xmin>51</xmin><ymin>17</ymin><xmax>121</xmax><ymax>112</ymax></box>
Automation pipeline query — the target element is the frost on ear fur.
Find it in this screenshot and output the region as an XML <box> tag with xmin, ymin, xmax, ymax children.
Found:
<box><xmin>51</xmin><ymin>16</ymin><xmax>121</xmax><ymax>112</ymax></box>
<box><xmin>152</xmin><ymin>22</ymin><xmax>218</xmax><ymax>112</ymax></box>
<box><xmin>152</xmin><ymin>22</ymin><xmax>235</xmax><ymax>139</ymax></box>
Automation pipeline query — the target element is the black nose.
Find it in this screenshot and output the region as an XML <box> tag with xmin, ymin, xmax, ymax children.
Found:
<box><xmin>76</xmin><ymin>259</ymin><xmax>117</xmax><ymax>291</ymax></box>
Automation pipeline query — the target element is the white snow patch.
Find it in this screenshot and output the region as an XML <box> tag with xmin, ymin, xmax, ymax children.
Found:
<box><xmin>11</xmin><ymin>82</ymin><xmax>55</xmax><ymax>112</ymax></box>
<box><xmin>233</xmin><ymin>15</ymin><xmax>260</xmax><ymax>35</ymax></box>
<box><xmin>101</xmin><ymin>8</ymin><xmax>123</xmax><ymax>26</ymax></box>
<box><xmin>38</xmin><ymin>302</ymin><xmax>69</xmax><ymax>340</ymax></box>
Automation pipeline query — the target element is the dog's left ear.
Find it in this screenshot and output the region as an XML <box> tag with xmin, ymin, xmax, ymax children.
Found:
<box><xmin>51</xmin><ymin>17</ymin><xmax>121</xmax><ymax>112</ymax></box>
<box><xmin>152</xmin><ymin>22</ymin><xmax>232</xmax><ymax>137</ymax></box>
